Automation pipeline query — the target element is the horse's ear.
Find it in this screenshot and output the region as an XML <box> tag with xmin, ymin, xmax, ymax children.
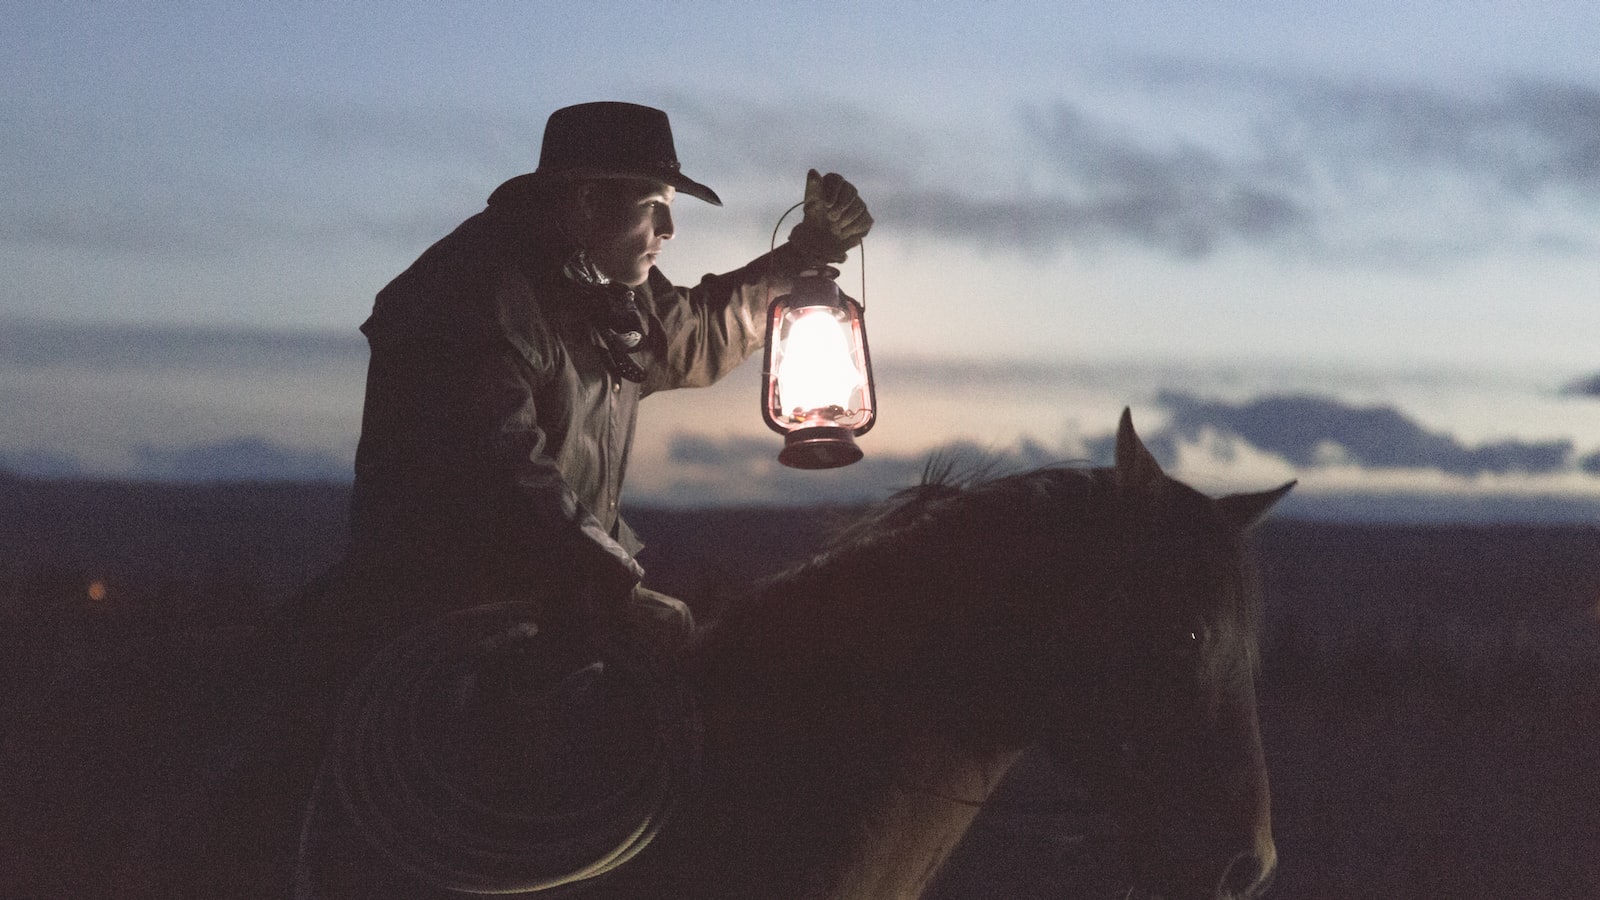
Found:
<box><xmin>1216</xmin><ymin>480</ymin><xmax>1296</xmax><ymax>531</ymax></box>
<box><xmin>1115</xmin><ymin>408</ymin><xmax>1165</xmax><ymax>493</ymax></box>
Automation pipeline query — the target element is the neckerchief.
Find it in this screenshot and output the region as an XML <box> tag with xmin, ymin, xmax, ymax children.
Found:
<box><xmin>561</xmin><ymin>248</ymin><xmax>648</xmax><ymax>383</ymax></box>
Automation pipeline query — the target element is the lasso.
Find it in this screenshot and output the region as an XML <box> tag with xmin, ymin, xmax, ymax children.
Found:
<box><xmin>295</xmin><ymin>601</ymin><xmax>700</xmax><ymax>896</ymax></box>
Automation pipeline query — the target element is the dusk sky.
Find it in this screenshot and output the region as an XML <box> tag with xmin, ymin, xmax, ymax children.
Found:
<box><xmin>6</xmin><ymin>1</ymin><xmax>1600</xmax><ymax>516</ymax></box>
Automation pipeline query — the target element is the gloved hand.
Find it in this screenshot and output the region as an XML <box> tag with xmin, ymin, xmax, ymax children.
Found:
<box><xmin>788</xmin><ymin>169</ymin><xmax>873</xmax><ymax>265</ymax></box>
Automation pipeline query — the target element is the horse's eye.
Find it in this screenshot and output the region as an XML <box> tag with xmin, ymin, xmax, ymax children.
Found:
<box><xmin>1167</xmin><ymin>626</ymin><xmax>1204</xmax><ymax>659</ymax></box>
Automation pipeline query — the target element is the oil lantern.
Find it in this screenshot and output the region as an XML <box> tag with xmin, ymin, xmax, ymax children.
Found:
<box><xmin>761</xmin><ymin>266</ymin><xmax>876</xmax><ymax>469</ymax></box>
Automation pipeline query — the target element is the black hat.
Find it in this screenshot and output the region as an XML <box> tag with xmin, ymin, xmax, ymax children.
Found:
<box><xmin>490</xmin><ymin>101</ymin><xmax>721</xmax><ymax>207</ymax></box>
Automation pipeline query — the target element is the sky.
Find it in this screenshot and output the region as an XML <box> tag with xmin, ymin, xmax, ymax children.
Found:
<box><xmin>5</xmin><ymin>1</ymin><xmax>1600</xmax><ymax>517</ymax></box>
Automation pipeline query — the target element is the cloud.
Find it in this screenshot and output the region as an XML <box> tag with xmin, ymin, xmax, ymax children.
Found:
<box><xmin>9</xmin><ymin>63</ymin><xmax>1596</xmax><ymax>268</ymax></box>
<box><xmin>6</xmin><ymin>319</ymin><xmax>1596</xmax><ymax>504</ymax></box>
<box><xmin>1300</xmin><ymin>76</ymin><xmax>1600</xmax><ymax>195</ymax></box>
<box><xmin>666</xmin><ymin>433</ymin><xmax>780</xmax><ymax>468</ymax></box>
<box><xmin>1157</xmin><ymin>391</ymin><xmax>1574</xmax><ymax>476</ymax></box>
<box><xmin>0</xmin><ymin>447</ymin><xmax>86</xmax><ymax>479</ymax></box>
<box><xmin>678</xmin><ymin>68</ymin><xmax>1600</xmax><ymax>263</ymax></box>
<box><xmin>2</xmin><ymin>419</ymin><xmax>352</xmax><ymax>484</ymax></box>
<box><xmin>1009</xmin><ymin>103</ymin><xmax>1314</xmax><ymax>257</ymax></box>
<box><xmin>664</xmin><ymin>94</ymin><xmax>930</xmax><ymax>187</ymax></box>
<box><xmin>1560</xmin><ymin>372</ymin><xmax>1600</xmax><ymax>398</ymax></box>
<box><xmin>1582</xmin><ymin>451</ymin><xmax>1600</xmax><ymax>476</ymax></box>
<box><xmin>0</xmin><ymin>317</ymin><xmax>365</xmax><ymax>372</ymax></box>
<box><xmin>872</xmin><ymin>184</ymin><xmax>1308</xmax><ymax>258</ymax></box>
<box><xmin>135</xmin><ymin>437</ymin><xmax>350</xmax><ymax>483</ymax></box>
<box><xmin>652</xmin><ymin>432</ymin><xmax>1063</xmax><ymax>506</ymax></box>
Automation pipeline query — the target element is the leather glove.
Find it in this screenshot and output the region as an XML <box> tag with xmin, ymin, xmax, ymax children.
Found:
<box><xmin>788</xmin><ymin>169</ymin><xmax>873</xmax><ymax>265</ymax></box>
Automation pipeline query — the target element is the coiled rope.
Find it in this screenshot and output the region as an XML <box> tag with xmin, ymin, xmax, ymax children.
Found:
<box><xmin>295</xmin><ymin>602</ymin><xmax>699</xmax><ymax>896</ymax></box>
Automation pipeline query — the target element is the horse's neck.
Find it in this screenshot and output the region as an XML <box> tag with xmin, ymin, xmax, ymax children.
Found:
<box><xmin>693</xmin><ymin>690</ymin><xmax>1024</xmax><ymax>900</ymax></box>
<box><xmin>822</xmin><ymin>741</ymin><xmax>1025</xmax><ymax>900</ymax></box>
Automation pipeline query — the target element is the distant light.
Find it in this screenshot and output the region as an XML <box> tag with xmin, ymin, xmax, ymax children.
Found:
<box><xmin>87</xmin><ymin>580</ymin><xmax>107</xmax><ymax>602</ymax></box>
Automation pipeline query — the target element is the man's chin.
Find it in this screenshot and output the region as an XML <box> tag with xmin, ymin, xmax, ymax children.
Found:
<box><xmin>622</xmin><ymin>263</ymin><xmax>653</xmax><ymax>287</ymax></box>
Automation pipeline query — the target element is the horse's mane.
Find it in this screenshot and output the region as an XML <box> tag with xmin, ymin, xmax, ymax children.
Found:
<box><xmin>819</xmin><ymin>458</ymin><xmax>1107</xmax><ymax>563</ymax></box>
<box><xmin>696</xmin><ymin>456</ymin><xmax>1266</xmax><ymax>704</ymax></box>
<box><xmin>693</xmin><ymin>462</ymin><xmax>1118</xmax><ymax>691</ymax></box>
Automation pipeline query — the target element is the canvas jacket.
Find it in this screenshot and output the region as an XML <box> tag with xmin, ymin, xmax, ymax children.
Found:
<box><xmin>347</xmin><ymin>202</ymin><xmax>806</xmax><ymax>611</ymax></box>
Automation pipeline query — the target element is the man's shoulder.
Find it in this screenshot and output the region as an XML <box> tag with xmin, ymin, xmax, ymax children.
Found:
<box><xmin>386</xmin><ymin>210</ymin><xmax>508</xmax><ymax>287</ymax></box>
<box><xmin>639</xmin><ymin>267</ymin><xmax>686</xmax><ymax>312</ymax></box>
<box><xmin>366</xmin><ymin>209</ymin><xmax>560</xmax><ymax>343</ymax></box>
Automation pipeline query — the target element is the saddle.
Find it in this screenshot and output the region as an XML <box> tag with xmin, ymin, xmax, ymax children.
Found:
<box><xmin>294</xmin><ymin>602</ymin><xmax>699</xmax><ymax>898</ymax></box>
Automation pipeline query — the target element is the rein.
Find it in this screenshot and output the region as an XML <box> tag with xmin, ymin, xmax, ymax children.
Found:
<box><xmin>894</xmin><ymin>772</ymin><xmax>1089</xmax><ymax>817</ymax></box>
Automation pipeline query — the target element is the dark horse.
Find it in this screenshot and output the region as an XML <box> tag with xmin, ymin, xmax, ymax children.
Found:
<box><xmin>1</xmin><ymin>411</ymin><xmax>1289</xmax><ymax>899</ymax></box>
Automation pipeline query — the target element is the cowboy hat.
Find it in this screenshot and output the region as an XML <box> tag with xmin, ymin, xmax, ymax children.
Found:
<box><xmin>490</xmin><ymin>101</ymin><xmax>721</xmax><ymax>206</ymax></box>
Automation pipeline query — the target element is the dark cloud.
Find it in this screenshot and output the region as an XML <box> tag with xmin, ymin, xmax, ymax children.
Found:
<box><xmin>0</xmin><ymin>448</ymin><xmax>86</xmax><ymax>479</ymax></box>
<box><xmin>871</xmin><ymin>184</ymin><xmax>1308</xmax><ymax>258</ymax></box>
<box><xmin>9</xmin><ymin>70</ymin><xmax>1595</xmax><ymax>265</ymax></box>
<box><xmin>1307</xmin><ymin>77</ymin><xmax>1600</xmax><ymax>196</ymax></box>
<box><xmin>667</xmin><ymin>434</ymin><xmax>779</xmax><ymax>468</ymax></box>
<box><xmin>0</xmin><ymin>318</ymin><xmax>364</xmax><ymax>373</ymax></box>
<box><xmin>1157</xmin><ymin>391</ymin><xmax>1573</xmax><ymax>476</ymax></box>
<box><xmin>690</xmin><ymin>70</ymin><xmax>1600</xmax><ymax>262</ymax></box>
<box><xmin>1106</xmin><ymin>59</ymin><xmax>1600</xmax><ymax>195</ymax></box>
<box><xmin>1581</xmin><ymin>451</ymin><xmax>1600</xmax><ymax>476</ymax></box>
<box><xmin>1009</xmin><ymin>104</ymin><xmax>1313</xmax><ymax>257</ymax></box>
<box><xmin>662</xmin><ymin>94</ymin><xmax>926</xmax><ymax>186</ymax></box>
<box><xmin>1009</xmin><ymin>75</ymin><xmax>1600</xmax><ymax>259</ymax></box>
<box><xmin>1560</xmin><ymin>372</ymin><xmax>1600</xmax><ymax>398</ymax></box>
<box><xmin>135</xmin><ymin>437</ymin><xmax>350</xmax><ymax>483</ymax></box>
<box><xmin>656</xmin><ymin>433</ymin><xmax>1063</xmax><ymax>507</ymax></box>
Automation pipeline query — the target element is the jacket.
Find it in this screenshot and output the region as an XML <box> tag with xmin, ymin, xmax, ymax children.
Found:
<box><xmin>345</xmin><ymin>200</ymin><xmax>807</xmax><ymax>614</ymax></box>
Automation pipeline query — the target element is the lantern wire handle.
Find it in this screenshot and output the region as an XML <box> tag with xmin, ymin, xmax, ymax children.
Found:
<box><xmin>769</xmin><ymin>201</ymin><xmax>803</xmax><ymax>253</ymax></box>
<box><xmin>768</xmin><ymin>202</ymin><xmax>867</xmax><ymax>308</ymax></box>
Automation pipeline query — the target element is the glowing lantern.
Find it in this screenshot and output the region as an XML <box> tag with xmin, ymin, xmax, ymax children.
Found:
<box><xmin>761</xmin><ymin>266</ymin><xmax>876</xmax><ymax>469</ymax></box>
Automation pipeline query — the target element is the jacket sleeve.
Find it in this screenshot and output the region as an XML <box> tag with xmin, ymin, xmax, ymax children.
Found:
<box><xmin>473</xmin><ymin>336</ymin><xmax>645</xmax><ymax>594</ymax></box>
<box><xmin>641</xmin><ymin>242</ymin><xmax>812</xmax><ymax>395</ymax></box>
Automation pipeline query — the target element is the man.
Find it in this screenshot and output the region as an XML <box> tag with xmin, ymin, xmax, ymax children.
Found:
<box><xmin>340</xmin><ymin>101</ymin><xmax>872</xmax><ymax>653</ymax></box>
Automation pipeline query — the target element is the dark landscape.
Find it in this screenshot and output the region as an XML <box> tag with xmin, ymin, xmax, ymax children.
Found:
<box><xmin>2</xmin><ymin>474</ymin><xmax>1598</xmax><ymax>898</ymax></box>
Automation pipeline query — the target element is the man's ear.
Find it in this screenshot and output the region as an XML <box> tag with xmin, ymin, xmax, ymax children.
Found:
<box><xmin>573</xmin><ymin>182</ymin><xmax>598</xmax><ymax>223</ymax></box>
<box><xmin>558</xmin><ymin>181</ymin><xmax>600</xmax><ymax>244</ymax></box>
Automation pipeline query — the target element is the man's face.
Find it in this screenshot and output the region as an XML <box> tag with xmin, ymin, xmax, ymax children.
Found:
<box><xmin>579</xmin><ymin>179</ymin><xmax>676</xmax><ymax>287</ymax></box>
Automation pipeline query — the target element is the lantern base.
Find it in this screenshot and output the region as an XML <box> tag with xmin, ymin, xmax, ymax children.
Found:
<box><xmin>778</xmin><ymin>425</ymin><xmax>863</xmax><ymax>470</ymax></box>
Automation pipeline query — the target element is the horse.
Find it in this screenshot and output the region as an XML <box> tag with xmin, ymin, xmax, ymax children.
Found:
<box><xmin>291</xmin><ymin>409</ymin><xmax>1290</xmax><ymax>900</ymax></box>
<box><xmin>0</xmin><ymin>410</ymin><xmax>1290</xmax><ymax>899</ymax></box>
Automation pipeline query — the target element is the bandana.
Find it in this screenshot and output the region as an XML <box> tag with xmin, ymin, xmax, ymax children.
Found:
<box><xmin>562</xmin><ymin>248</ymin><xmax>648</xmax><ymax>383</ymax></box>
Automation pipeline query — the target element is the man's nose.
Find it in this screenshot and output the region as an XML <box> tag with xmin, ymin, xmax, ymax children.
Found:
<box><xmin>656</xmin><ymin>205</ymin><xmax>674</xmax><ymax>239</ymax></box>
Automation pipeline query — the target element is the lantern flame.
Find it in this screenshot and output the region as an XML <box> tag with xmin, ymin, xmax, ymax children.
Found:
<box><xmin>775</xmin><ymin>306</ymin><xmax>861</xmax><ymax>422</ymax></box>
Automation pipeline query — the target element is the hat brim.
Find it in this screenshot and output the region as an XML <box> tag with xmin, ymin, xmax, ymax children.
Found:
<box><xmin>489</xmin><ymin>169</ymin><xmax>722</xmax><ymax>207</ymax></box>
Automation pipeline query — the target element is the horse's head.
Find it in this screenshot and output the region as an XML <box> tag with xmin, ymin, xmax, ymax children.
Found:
<box><xmin>1043</xmin><ymin>409</ymin><xmax>1290</xmax><ymax>899</ymax></box>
